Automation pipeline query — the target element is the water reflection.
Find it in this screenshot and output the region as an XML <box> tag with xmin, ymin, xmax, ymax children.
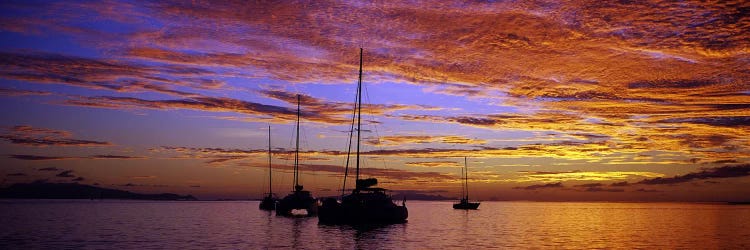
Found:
<box><xmin>1</xmin><ymin>200</ymin><xmax>749</xmax><ymax>249</ymax></box>
<box><xmin>351</xmin><ymin>224</ymin><xmax>403</xmax><ymax>249</ymax></box>
<box><xmin>261</xmin><ymin>210</ymin><xmax>273</xmax><ymax>249</ymax></box>
<box><xmin>290</xmin><ymin>218</ymin><xmax>301</xmax><ymax>249</ymax></box>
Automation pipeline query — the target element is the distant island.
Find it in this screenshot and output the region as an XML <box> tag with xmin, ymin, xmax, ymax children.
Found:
<box><xmin>0</xmin><ymin>181</ymin><xmax>197</xmax><ymax>201</ymax></box>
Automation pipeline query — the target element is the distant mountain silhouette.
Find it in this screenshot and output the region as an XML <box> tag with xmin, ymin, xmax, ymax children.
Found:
<box><xmin>0</xmin><ymin>181</ymin><xmax>197</xmax><ymax>200</ymax></box>
<box><xmin>391</xmin><ymin>190</ymin><xmax>455</xmax><ymax>201</ymax></box>
<box><xmin>395</xmin><ymin>193</ymin><xmax>454</xmax><ymax>201</ymax></box>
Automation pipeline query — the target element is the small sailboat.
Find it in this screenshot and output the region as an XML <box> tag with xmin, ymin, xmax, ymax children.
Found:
<box><xmin>453</xmin><ymin>157</ymin><xmax>480</xmax><ymax>209</ymax></box>
<box><xmin>276</xmin><ymin>95</ymin><xmax>318</xmax><ymax>216</ymax></box>
<box><xmin>259</xmin><ymin>126</ymin><xmax>277</xmax><ymax>211</ymax></box>
<box><xmin>318</xmin><ymin>48</ymin><xmax>408</xmax><ymax>224</ymax></box>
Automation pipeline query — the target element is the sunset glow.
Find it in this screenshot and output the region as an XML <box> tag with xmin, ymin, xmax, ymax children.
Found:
<box><xmin>1</xmin><ymin>0</ymin><xmax>749</xmax><ymax>201</ymax></box>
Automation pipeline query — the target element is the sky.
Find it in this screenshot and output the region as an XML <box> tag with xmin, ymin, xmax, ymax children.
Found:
<box><xmin>1</xmin><ymin>0</ymin><xmax>749</xmax><ymax>201</ymax></box>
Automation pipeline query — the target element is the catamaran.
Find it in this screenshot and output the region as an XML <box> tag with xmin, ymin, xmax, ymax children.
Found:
<box><xmin>318</xmin><ymin>48</ymin><xmax>408</xmax><ymax>224</ymax></box>
<box><xmin>276</xmin><ymin>95</ymin><xmax>318</xmax><ymax>216</ymax></box>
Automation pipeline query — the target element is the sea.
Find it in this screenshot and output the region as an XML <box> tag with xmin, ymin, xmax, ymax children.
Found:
<box><xmin>1</xmin><ymin>200</ymin><xmax>749</xmax><ymax>249</ymax></box>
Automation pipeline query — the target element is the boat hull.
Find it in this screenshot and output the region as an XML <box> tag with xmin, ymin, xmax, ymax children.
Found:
<box><xmin>258</xmin><ymin>196</ymin><xmax>276</xmax><ymax>210</ymax></box>
<box><xmin>318</xmin><ymin>194</ymin><xmax>408</xmax><ymax>224</ymax></box>
<box><xmin>276</xmin><ymin>191</ymin><xmax>318</xmax><ymax>216</ymax></box>
<box><xmin>452</xmin><ymin>201</ymin><xmax>480</xmax><ymax>210</ymax></box>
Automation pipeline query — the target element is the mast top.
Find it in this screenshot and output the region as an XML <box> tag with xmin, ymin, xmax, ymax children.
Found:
<box><xmin>355</xmin><ymin>48</ymin><xmax>363</xmax><ymax>183</ymax></box>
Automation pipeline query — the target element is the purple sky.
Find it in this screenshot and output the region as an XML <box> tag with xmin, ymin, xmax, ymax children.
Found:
<box><xmin>1</xmin><ymin>1</ymin><xmax>749</xmax><ymax>201</ymax></box>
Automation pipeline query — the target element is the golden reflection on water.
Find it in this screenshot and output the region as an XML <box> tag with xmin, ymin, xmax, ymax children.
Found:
<box><xmin>467</xmin><ymin>202</ymin><xmax>750</xmax><ymax>249</ymax></box>
<box><xmin>1</xmin><ymin>200</ymin><xmax>749</xmax><ymax>249</ymax></box>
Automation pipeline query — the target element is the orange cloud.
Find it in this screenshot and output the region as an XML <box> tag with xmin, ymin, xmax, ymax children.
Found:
<box><xmin>8</xmin><ymin>154</ymin><xmax>142</xmax><ymax>161</ymax></box>
<box><xmin>367</xmin><ymin>135</ymin><xmax>486</xmax><ymax>146</ymax></box>
<box><xmin>405</xmin><ymin>161</ymin><xmax>461</xmax><ymax>168</ymax></box>
<box><xmin>513</xmin><ymin>170</ymin><xmax>665</xmax><ymax>183</ymax></box>
<box><xmin>1</xmin><ymin>125</ymin><xmax>111</xmax><ymax>147</ymax></box>
<box><xmin>2</xmin><ymin>0</ymin><xmax>749</xmax><ymax>200</ymax></box>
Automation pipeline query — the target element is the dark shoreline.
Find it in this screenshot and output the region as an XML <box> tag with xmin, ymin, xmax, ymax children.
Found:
<box><xmin>0</xmin><ymin>182</ymin><xmax>196</xmax><ymax>201</ymax></box>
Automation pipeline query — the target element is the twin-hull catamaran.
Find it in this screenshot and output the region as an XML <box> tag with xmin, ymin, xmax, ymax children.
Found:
<box><xmin>318</xmin><ymin>49</ymin><xmax>407</xmax><ymax>224</ymax></box>
<box><xmin>276</xmin><ymin>95</ymin><xmax>318</xmax><ymax>216</ymax></box>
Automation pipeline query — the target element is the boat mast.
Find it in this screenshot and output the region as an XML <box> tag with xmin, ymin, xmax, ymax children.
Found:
<box><xmin>294</xmin><ymin>95</ymin><xmax>301</xmax><ymax>191</ymax></box>
<box><xmin>342</xmin><ymin>48</ymin><xmax>363</xmax><ymax>196</ymax></box>
<box><xmin>460</xmin><ymin>158</ymin><xmax>465</xmax><ymax>199</ymax></box>
<box><xmin>268</xmin><ymin>125</ymin><xmax>272</xmax><ymax>195</ymax></box>
<box><xmin>355</xmin><ymin>48</ymin><xmax>363</xmax><ymax>183</ymax></box>
<box><xmin>464</xmin><ymin>157</ymin><xmax>469</xmax><ymax>200</ymax></box>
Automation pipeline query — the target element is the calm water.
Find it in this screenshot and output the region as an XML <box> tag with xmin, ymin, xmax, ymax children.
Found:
<box><xmin>2</xmin><ymin>200</ymin><xmax>749</xmax><ymax>249</ymax></box>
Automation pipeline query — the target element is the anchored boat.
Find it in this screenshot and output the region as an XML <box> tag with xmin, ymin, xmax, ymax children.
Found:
<box><xmin>276</xmin><ymin>95</ymin><xmax>318</xmax><ymax>216</ymax></box>
<box><xmin>259</xmin><ymin>126</ymin><xmax>277</xmax><ymax>211</ymax></box>
<box><xmin>318</xmin><ymin>48</ymin><xmax>407</xmax><ymax>224</ymax></box>
<box><xmin>453</xmin><ymin>157</ymin><xmax>480</xmax><ymax>210</ymax></box>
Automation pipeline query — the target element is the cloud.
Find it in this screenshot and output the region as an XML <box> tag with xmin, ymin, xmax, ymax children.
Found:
<box><xmin>367</xmin><ymin>135</ymin><xmax>486</xmax><ymax>146</ymax></box>
<box><xmin>637</xmin><ymin>164</ymin><xmax>750</xmax><ymax>185</ymax></box>
<box><xmin>0</xmin><ymin>51</ymin><xmax>220</xmax><ymax>97</ymax></box>
<box><xmin>392</xmin><ymin>189</ymin><xmax>452</xmax><ymax>200</ymax></box>
<box><xmin>610</xmin><ymin>181</ymin><xmax>630</xmax><ymax>187</ymax></box>
<box><xmin>155</xmin><ymin>141</ymin><xmax>667</xmax><ymax>167</ymax></box>
<box><xmin>128</xmin><ymin>176</ymin><xmax>156</xmax><ymax>179</ymax></box>
<box><xmin>55</xmin><ymin>170</ymin><xmax>75</xmax><ymax>178</ymax></box>
<box><xmin>627</xmin><ymin>79</ymin><xmax>721</xmax><ymax>90</ymax></box>
<box><xmin>10</xmin><ymin>155</ymin><xmax>71</xmax><ymax>161</ymax></box>
<box><xmin>89</xmin><ymin>155</ymin><xmax>143</xmax><ymax>159</ymax></box>
<box><xmin>399</xmin><ymin>110</ymin><xmax>750</xmax><ymax>165</ymax></box>
<box><xmin>238</xmin><ymin>162</ymin><xmax>454</xmax><ymax>183</ymax></box>
<box><xmin>129</xmin><ymin>1</ymin><xmax>745</xmax><ymax>86</ymax></box>
<box><xmin>9</xmin><ymin>154</ymin><xmax>141</xmax><ymax>161</ymax></box>
<box><xmin>575</xmin><ymin>183</ymin><xmax>603</xmax><ymax>188</ymax></box>
<box><xmin>6</xmin><ymin>173</ymin><xmax>27</xmax><ymax>176</ymax></box>
<box><xmin>1</xmin><ymin>125</ymin><xmax>111</xmax><ymax>147</ymax></box>
<box><xmin>516</xmin><ymin>170</ymin><xmax>663</xmax><ymax>182</ymax></box>
<box><xmin>72</xmin><ymin>177</ymin><xmax>85</xmax><ymax>182</ymax></box>
<box><xmin>635</xmin><ymin>188</ymin><xmax>661</xmax><ymax>193</ymax></box>
<box><xmin>660</xmin><ymin>117</ymin><xmax>750</xmax><ymax>128</ymax></box>
<box><xmin>583</xmin><ymin>187</ymin><xmax>624</xmax><ymax>192</ymax></box>
<box><xmin>259</xmin><ymin>88</ymin><xmax>440</xmax><ymax>120</ymax></box>
<box><xmin>404</xmin><ymin>161</ymin><xmax>461</xmax><ymax>168</ymax></box>
<box><xmin>158</xmin><ymin>144</ymin><xmax>519</xmax><ymax>161</ymax></box>
<box><xmin>60</xmin><ymin>87</ymin><xmax>440</xmax><ymax>126</ymax></box>
<box><xmin>711</xmin><ymin>160</ymin><xmax>738</xmax><ymax>164</ymax></box>
<box><xmin>0</xmin><ymin>88</ymin><xmax>52</xmax><ymax>96</ymax></box>
<box><xmin>205</xmin><ymin>156</ymin><xmax>246</xmax><ymax>165</ymax></box>
<box><xmin>3</xmin><ymin>1</ymin><xmax>748</xmax><ymax>192</ymax></box>
<box><xmin>514</xmin><ymin>182</ymin><xmax>564</xmax><ymax>190</ymax></box>
<box><xmin>37</xmin><ymin>167</ymin><xmax>61</xmax><ymax>171</ymax></box>
<box><xmin>566</xmin><ymin>181</ymin><xmax>631</xmax><ymax>190</ymax></box>
<box><xmin>63</xmin><ymin>95</ymin><xmax>348</xmax><ymax>124</ymax></box>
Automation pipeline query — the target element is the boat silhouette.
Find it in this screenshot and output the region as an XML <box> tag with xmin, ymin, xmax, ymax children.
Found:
<box><xmin>276</xmin><ymin>95</ymin><xmax>318</xmax><ymax>216</ymax></box>
<box><xmin>259</xmin><ymin>125</ymin><xmax>277</xmax><ymax>211</ymax></box>
<box><xmin>453</xmin><ymin>157</ymin><xmax>480</xmax><ymax>210</ymax></box>
<box><xmin>318</xmin><ymin>48</ymin><xmax>408</xmax><ymax>224</ymax></box>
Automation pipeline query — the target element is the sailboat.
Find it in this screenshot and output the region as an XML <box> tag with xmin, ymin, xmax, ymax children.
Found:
<box><xmin>453</xmin><ymin>157</ymin><xmax>480</xmax><ymax>209</ymax></box>
<box><xmin>318</xmin><ymin>48</ymin><xmax>408</xmax><ymax>224</ymax></box>
<box><xmin>275</xmin><ymin>95</ymin><xmax>318</xmax><ymax>216</ymax></box>
<box><xmin>259</xmin><ymin>126</ymin><xmax>277</xmax><ymax>211</ymax></box>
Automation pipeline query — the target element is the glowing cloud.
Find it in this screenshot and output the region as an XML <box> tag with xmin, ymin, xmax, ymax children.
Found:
<box><xmin>1</xmin><ymin>125</ymin><xmax>111</xmax><ymax>147</ymax></box>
